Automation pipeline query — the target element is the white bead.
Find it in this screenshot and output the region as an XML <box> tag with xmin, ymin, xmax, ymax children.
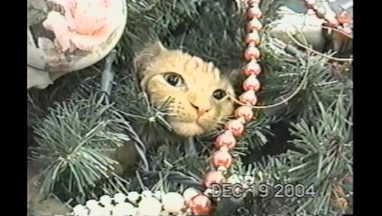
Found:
<box><xmin>162</xmin><ymin>192</ymin><xmax>185</xmax><ymax>213</ymax></box>
<box><xmin>141</xmin><ymin>190</ymin><xmax>152</xmax><ymax>198</ymax></box>
<box><xmin>127</xmin><ymin>192</ymin><xmax>140</xmax><ymax>203</ymax></box>
<box><xmin>73</xmin><ymin>204</ymin><xmax>89</xmax><ymax>216</ymax></box>
<box><xmin>113</xmin><ymin>202</ymin><xmax>137</xmax><ymax>216</ymax></box>
<box><xmin>86</xmin><ymin>200</ymin><xmax>99</xmax><ymax>209</ymax></box>
<box><xmin>138</xmin><ymin>197</ymin><xmax>162</xmax><ymax>216</ymax></box>
<box><xmin>182</xmin><ymin>188</ymin><xmax>200</xmax><ymax>203</ymax></box>
<box><xmin>114</xmin><ymin>192</ymin><xmax>127</xmax><ymax>204</ymax></box>
<box><xmin>99</xmin><ymin>195</ymin><xmax>112</xmax><ymax>206</ymax></box>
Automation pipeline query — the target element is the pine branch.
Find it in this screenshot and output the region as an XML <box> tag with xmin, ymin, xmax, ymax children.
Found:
<box><xmin>257</xmin><ymin>34</ymin><xmax>352</xmax><ymax>120</ymax></box>
<box><xmin>30</xmin><ymin>94</ymin><xmax>130</xmax><ymax>198</ymax></box>
<box><xmin>116</xmin><ymin>0</ymin><xmax>202</xmax><ymax>66</ymax></box>
<box><xmin>278</xmin><ymin>92</ymin><xmax>352</xmax><ymax>215</ymax></box>
<box><xmin>225</xmin><ymin>91</ymin><xmax>352</xmax><ymax>215</ymax></box>
<box><xmin>110</xmin><ymin>76</ymin><xmax>180</xmax><ymax>148</ymax></box>
<box><xmin>168</xmin><ymin>3</ymin><xmax>244</xmax><ymax>71</ymax></box>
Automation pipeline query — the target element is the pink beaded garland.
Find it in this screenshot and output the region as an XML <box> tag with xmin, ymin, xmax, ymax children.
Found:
<box><xmin>188</xmin><ymin>1</ymin><xmax>265</xmax><ymax>214</ymax></box>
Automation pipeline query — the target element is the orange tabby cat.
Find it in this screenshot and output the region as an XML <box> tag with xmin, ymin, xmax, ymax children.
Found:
<box><xmin>134</xmin><ymin>41</ymin><xmax>236</xmax><ymax>137</ymax></box>
<box><xmin>113</xmin><ymin>42</ymin><xmax>237</xmax><ymax>172</ymax></box>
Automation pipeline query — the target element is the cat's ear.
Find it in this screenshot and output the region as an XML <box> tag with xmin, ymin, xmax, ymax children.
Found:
<box><xmin>134</xmin><ymin>41</ymin><xmax>167</xmax><ymax>73</ymax></box>
<box><xmin>144</xmin><ymin>41</ymin><xmax>167</xmax><ymax>56</ymax></box>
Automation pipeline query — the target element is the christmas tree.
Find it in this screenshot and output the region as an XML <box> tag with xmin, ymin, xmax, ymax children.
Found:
<box><xmin>27</xmin><ymin>0</ymin><xmax>353</xmax><ymax>215</ymax></box>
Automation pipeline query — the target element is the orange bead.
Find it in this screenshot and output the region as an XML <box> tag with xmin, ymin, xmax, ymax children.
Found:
<box><xmin>225</xmin><ymin>119</ymin><xmax>245</xmax><ymax>137</ymax></box>
<box><xmin>243</xmin><ymin>60</ymin><xmax>261</xmax><ymax>76</ymax></box>
<box><xmin>246</xmin><ymin>19</ymin><xmax>263</xmax><ymax>32</ymax></box>
<box><xmin>247</xmin><ymin>6</ymin><xmax>262</xmax><ymax>19</ymax></box>
<box><xmin>189</xmin><ymin>194</ymin><xmax>212</xmax><ymax>215</ymax></box>
<box><xmin>245</xmin><ymin>32</ymin><xmax>260</xmax><ymax>45</ymax></box>
<box><xmin>239</xmin><ymin>90</ymin><xmax>258</xmax><ymax>106</ymax></box>
<box><xmin>211</xmin><ymin>150</ymin><xmax>233</xmax><ymax>168</ymax></box>
<box><xmin>244</xmin><ymin>46</ymin><xmax>260</xmax><ymax>61</ymax></box>
<box><xmin>235</xmin><ymin>106</ymin><xmax>254</xmax><ymax>122</ymax></box>
<box><xmin>215</xmin><ymin>131</ymin><xmax>237</xmax><ymax>149</ymax></box>
<box><xmin>243</xmin><ymin>74</ymin><xmax>261</xmax><ymax>91</ymax></box>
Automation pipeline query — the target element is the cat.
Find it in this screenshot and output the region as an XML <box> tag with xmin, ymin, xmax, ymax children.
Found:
<box><xmin>113</xmin><ymin>42</ymin><xmax>238</xmax><ymax>172</ymax></box>
<box><xmin>134</xmin><ymin>41</ymin><xmax>236</xmax><ymax>137</ymax></box>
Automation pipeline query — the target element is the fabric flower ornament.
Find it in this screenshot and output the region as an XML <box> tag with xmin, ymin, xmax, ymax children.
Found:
<box><xmin>43</xmin><ymin>0</ymin><xmax>123</xmax><ymax>52</ymax></box>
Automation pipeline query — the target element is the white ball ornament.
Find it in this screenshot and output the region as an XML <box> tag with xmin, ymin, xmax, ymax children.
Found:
<box><xmin>73</xmin><ymin>204</ymin><xmax>89</xmax><ymax>216</ymax></box>
<box><xmin>100</xmin><ymin>195</ymin><xmax>112</xmax><ymax>205</ymax></box>
<box><xmin>162</xmin><ymin>192</ymin><xmax>185</xmax><ymax>213</ymax></box>
<box><xmin>27</xmin><ymin>0</ymin><xmax>128</xmax><ymax>89</ymax></box>
<box><xmin>137</xmin><ymin>196</ymin><xmax>162</xmax><ymax>216</ymax></box>
<box><xmin>127</xmin><ymin>191</ymin><xmax>140</xmax><ymax>204</ymax></box>
<box><xmin>113</xmin><ymin>202</ymin><xmax>137</xmax><ymax>216</ymax></box>
<box><xmin>99</xmin><ymin>195</ymin><xmax>113</xmax><ymax>214</ymax></box>
<box><xmin>86</xmin><ymin>200</ymin><xmax>99</xmax><ymax>209</ymax></box>
<box><xmin>114</xmin><ymin>192</ymin><xmax>127</xmax><ymax>204</ymax></box>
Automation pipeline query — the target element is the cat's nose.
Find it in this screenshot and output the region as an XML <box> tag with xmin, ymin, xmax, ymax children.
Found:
<box><xmin>190</xmin><ymin>102</ymin><xmax>210</xmax><ymax>117</ymax></box>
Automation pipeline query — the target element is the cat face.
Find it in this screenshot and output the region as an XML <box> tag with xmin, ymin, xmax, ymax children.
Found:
<box><xmin>134</xmin><ymin>42</ymin><xmax>235</xmax><ymax>137</ymax></box>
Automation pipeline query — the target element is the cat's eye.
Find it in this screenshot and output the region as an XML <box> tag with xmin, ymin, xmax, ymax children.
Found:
<box><xmin>213</xmin><ymin>89</ymin><xmax>227</xmax><ymax>100</ymax></box>
<box><xmin>164</xmin><ymin>73</ymin><xmax>184</xmax><ymax>87</ymax></box>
